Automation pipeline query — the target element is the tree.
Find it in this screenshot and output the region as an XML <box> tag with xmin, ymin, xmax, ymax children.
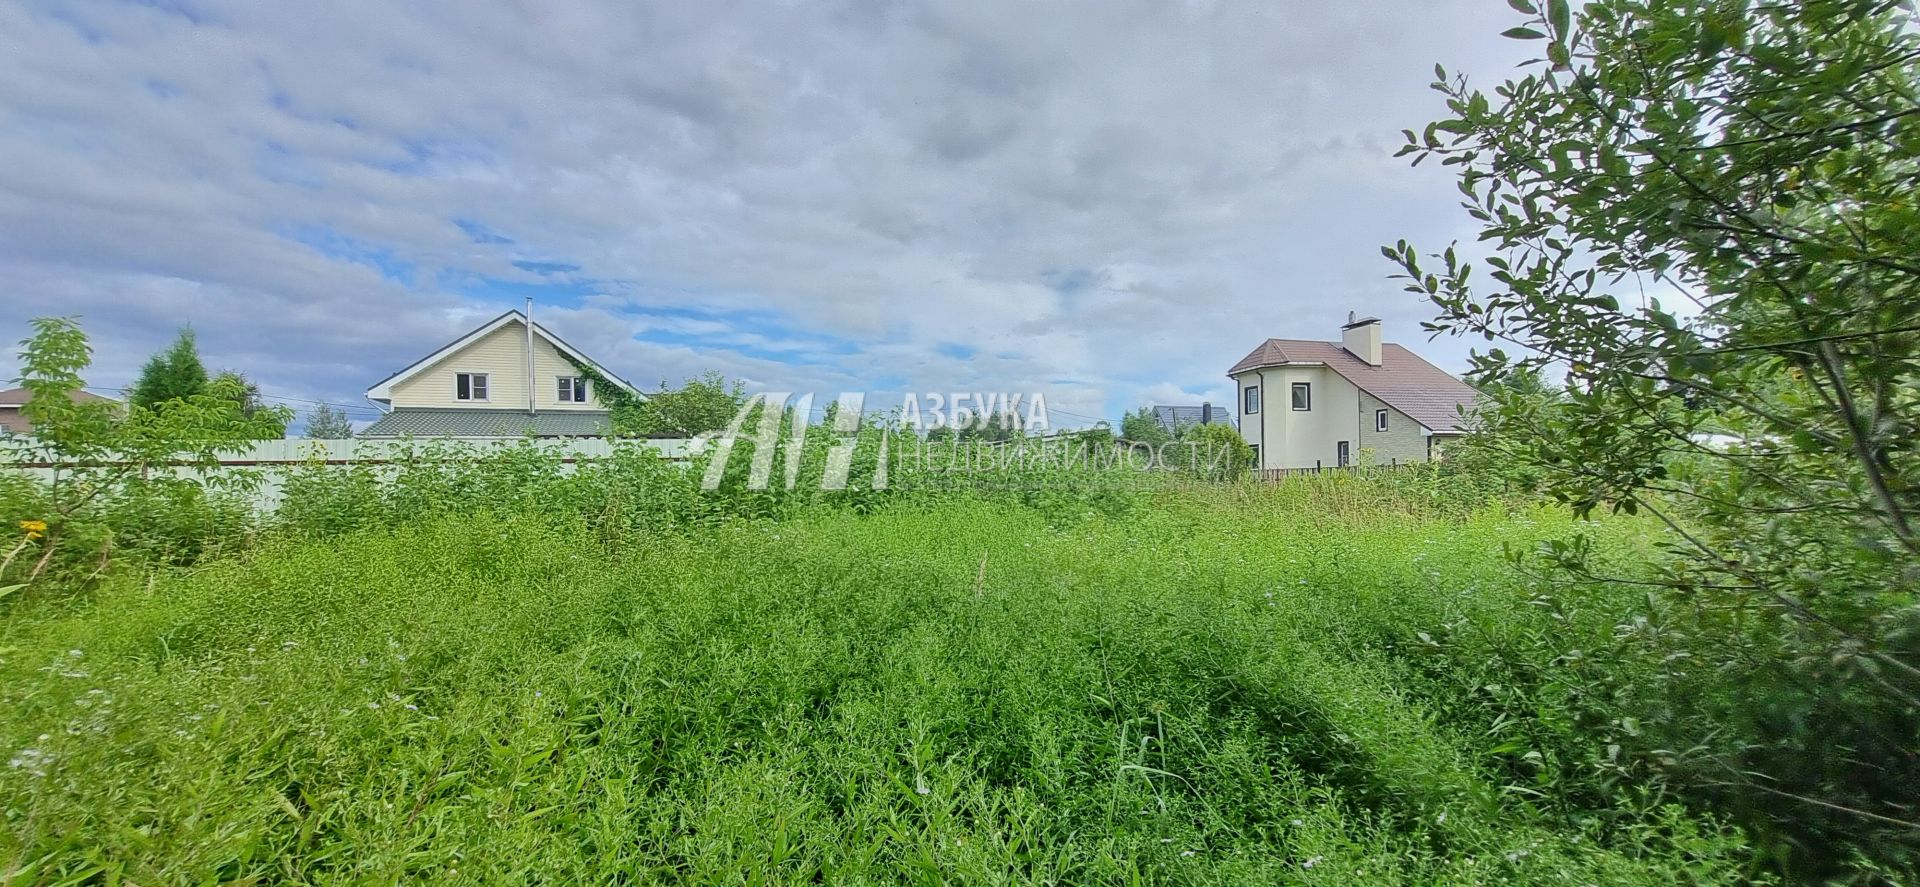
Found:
<box><xmin>305</xmin><ymin>404</ymin><xmax>354</xmax><ymax>439</ymax></box>
<box><xmin>1178</xmin><ymin>422</ymin><xmax>1253</xmax><ymax>481</ymax></box>
<box><xmin>1388</xmin><ymin>0</ymin><xmax>1920</xmax><ymax>876</ymax></box>
<box><xmin>208</xmin><ymin>370</ymin><xmax>285</xmax><ymax>438</ymax></box>
<box><xmin>619</xmin><ymin>371</ymin><xmax>747</xmax><ymax>438</ymax></box>
<box><xmin>130</xmin><ymin>328</ymin><xmax>208</xmax><ymax>408</ymax></box>
<box><xmin>1119</xmin><ymin>407</ymin><xmax>1172</xmax><ymax>446</ymax></box>
<box><xmin>7</xmin><ymin>318</ymin><xmax>292</xmax><ymax>588</ymax></box>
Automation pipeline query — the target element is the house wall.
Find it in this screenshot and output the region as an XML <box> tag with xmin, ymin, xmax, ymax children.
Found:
<box><xmin>1233</xmin><ymin>366</ymin><xmax>1364</xmax><ymax>470</ymax></box>
<box><xmin>388</xmin><ymin>320</ymin><xmax>611</xmax><ymax>411</ymax></box>
<box><xmin>0</xmin><ymin>406</ymin><xmax>27</xmax><ymax>436</ymax></box>
<box><xmin>1356</xmin><ymin>391</ymin><xmax>1429</xmax><ymax>465</ymax></box>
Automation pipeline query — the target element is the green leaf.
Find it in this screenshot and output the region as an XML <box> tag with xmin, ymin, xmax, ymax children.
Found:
<box><xmin>1548</xmin><ymin>0</ymin><xmax>1570</xmax><ymax>36</ymax></box>
<box><xmin>0</xmin><ymin>584</ymin><xmax>21</xmax><ymax>601</ymax></box>
<box><xmin>1502</xmin><ymin>26</ymin><xmax>1548</xmax><ymax>40</ymax></box>
<box><xmin>1547</xmin><ymin>41</ymin><xmax>1571</xmax><ymax>68</ymax></box>
<box><xmin>1506</xmin><ymin>0</ymin><xmax>1537</xmax><ymax>12</ymax></box>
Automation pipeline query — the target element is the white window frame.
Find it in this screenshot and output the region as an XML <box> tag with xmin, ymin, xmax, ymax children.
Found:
<box><xmin>557</xmin><ymin>376</ymin><xmax>588</xmax><ymax>404</ymax></box>
<box><xmin>456</xmin><ymin>372</ymin><xmax>490</xmax><ymax>402</ymax></box>
<box><xmin>1243</xmin><ymin>385</ymin><xmax>1260</xmax><ymax>415</ymax></box>
<box><xmin>1291</xmin><ymin>382</ymin><xmax>1311</xmax><ymax>411</ymax></box>
<box><xmin>1375</xmin><ymin>408</ymin><xmax>1389</xmax><ymax>432</ymax></box>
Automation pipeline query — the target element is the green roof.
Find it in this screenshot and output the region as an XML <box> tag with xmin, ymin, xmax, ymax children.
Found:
<box><xmin>359</xmin><ymin>408</ymin><xmax>614</xmax><ymax>438</ymax></box>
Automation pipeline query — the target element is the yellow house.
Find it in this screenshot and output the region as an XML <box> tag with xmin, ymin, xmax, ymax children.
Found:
<box><xmin>361</xmin><ymin>309</ymin><xmax>641</xmax><ymax>438</ymax></box>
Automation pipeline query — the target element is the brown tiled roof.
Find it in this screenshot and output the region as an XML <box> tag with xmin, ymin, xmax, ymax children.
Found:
<box><xmin>0</xmin><ymin>387</ymin><xmax>121</xmax><ymax>408</ymax></box>
<box><xmin>1227</xmin><ymin>339</ymin><xmax>1482</xmax><ymax>433</ymax></box>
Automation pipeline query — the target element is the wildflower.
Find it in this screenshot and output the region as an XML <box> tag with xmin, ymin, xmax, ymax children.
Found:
<box><xmin>19</xmin><ymin>519</ymin><xmax>46</xmax><ymax>540</ymax></box>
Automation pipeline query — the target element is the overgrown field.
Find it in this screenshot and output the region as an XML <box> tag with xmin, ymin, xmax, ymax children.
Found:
<box><xmin>0</xmin><ymin>481</ymin><xmax>1763</xmax><ymax>884</ymax></box>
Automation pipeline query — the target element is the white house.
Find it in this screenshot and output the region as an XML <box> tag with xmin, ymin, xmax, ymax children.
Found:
<box><xmin>361</xmin><ymin>309</ymin><xmax>641</xmax><ymax>438</ymax></box>
<box><xmin>1228</xmin><ymin>314</ymin><xmax>1480</xmax><ymax>470</ymax></box>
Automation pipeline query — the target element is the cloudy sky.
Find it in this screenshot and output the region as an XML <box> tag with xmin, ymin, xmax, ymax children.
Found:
<box><xmin>0</xmin><ymin>0</ymin><xmax>1529</xmax><ymax>430</ymax></box>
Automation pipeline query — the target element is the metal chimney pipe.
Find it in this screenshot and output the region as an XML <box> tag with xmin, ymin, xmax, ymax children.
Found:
<box><xmin>525</xmin><ymin>297</ymin><xmax>537</xmax><ymax>415</ymax></box>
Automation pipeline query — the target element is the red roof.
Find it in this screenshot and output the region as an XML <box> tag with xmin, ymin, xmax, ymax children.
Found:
<box><xmin>1227</xmin><ymin>339</ymin><xmax>1481</xmax><ymax>433</ymax></box>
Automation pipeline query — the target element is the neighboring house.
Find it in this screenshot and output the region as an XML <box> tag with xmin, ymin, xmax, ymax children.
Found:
<box><xmin>1228</xmin><ymin>314</ymin><xmax>1480</xmax><ymax>470</ymax></box>
<box><xmin>361</xmin><ymin>309</ymin><xmax>641</xmax><ymax>438</ymax></box>
<box><xmin>1150</xmin><ymin>404</ymin><xmax>1234</xmax><ymax>433</ymax></box>
<box><xmin>0</xmin><ymin>387</ymin><xmax>123</xmax><ymax>437</ymax></box>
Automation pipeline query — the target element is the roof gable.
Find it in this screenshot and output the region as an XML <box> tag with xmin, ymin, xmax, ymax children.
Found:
<box><xmin>1150</xmin><ymin>404</ymin><xmax>1235</xmax><ymax>430</ymax></box>
<box><xmin>365</xmin><ymin>310</ymin><xmax>640</xmax><ymax>404</ymax></box>
<box><xmin>1227</xmin><ymin>338</ymin><xmax>1482</xmax><ymax>433</ymax></box>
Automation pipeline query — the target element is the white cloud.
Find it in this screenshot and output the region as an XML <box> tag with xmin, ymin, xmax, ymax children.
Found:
<box><xmin>0</xmin><ymin>0</ymin><xmax>1532</xmax><ymax>424</ymax></box>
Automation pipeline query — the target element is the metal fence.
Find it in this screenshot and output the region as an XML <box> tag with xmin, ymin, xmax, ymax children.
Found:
<box><xmin>2</xmin><ymin>437</ymin><xmax>692</xmax><ymax>509</ymax></box>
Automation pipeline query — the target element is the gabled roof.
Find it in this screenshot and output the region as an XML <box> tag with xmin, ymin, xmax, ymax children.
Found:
<box><xmin>359</xmin><ymin>408</ymin><xmax>614</xmax><ymax>438</ymax></box>
<box><xmin>1150</xmin><ymin>404</ymin><xmax>1235</xmax><ymax>430</ymax></box>
<box><xmin>0</xmin><ymin>387</ymin><xmax>122</xmax><ymax>408</ymax></box>
<box><xmin>1228</xmin><ymin>339</ymin><xmax>1482</xmax><ymax>433</ymax></box>
<box><xmin>365</xmin><ymin>310</ymin><xmax>641</xmax><ymax>404</ymax></box>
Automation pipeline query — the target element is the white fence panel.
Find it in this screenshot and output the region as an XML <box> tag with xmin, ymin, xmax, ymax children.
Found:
<box><xmin>1</xmin><ymin>437</ymin><xmax>691</xmax><ymax>510</ymax></box>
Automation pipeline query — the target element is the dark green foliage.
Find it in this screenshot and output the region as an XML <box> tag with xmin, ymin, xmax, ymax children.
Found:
<box><xmin>617</xmin><ymin>370</ymin><xmax>747</xmax><ymax>438</ymax></box>
<box><xmin>3</xmin><ymin>319</ymin><xmax>290</xmax><ymax>589</ymax></box>
<box><xmin>209</xmin><ymin>370</ymin><xmax>287</xmax><ymax>439</ymax></box>
<box><xmin>1389</xmin><ymin>1</ymin><xmax>1920</xmax><ymax>877</ymax></box>
<box><xmin>1120</xmin><ymin>407</ymin><xmax>1172</xmax><ymax>446</ymax></box>
<box><xmin>1172</xmin><ymin>422</ymin><xmax>1254</xmax><ymax>481</ymax></box>
<box><xmin>129</xmin><ymin>327</ymin><xmax>209</xmax><ymax>408</ymax></box>
<box><xmin>0</xmin><ymin>487</ymin><xmax>1764</xmax><ymax>884</ymax></box>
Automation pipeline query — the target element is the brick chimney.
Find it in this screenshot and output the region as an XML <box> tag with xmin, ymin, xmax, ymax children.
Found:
<box><xmin>1341</xmin><ymin>311</ymin><xmax>1381</xmax><ymax>366</ymax></box>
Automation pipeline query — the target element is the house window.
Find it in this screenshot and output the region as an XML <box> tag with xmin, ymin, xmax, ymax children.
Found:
<box><xmin>557</xmin><ymin>376</ymin><xmax>588</xmax><ymax>403</ymax></box>
<box><xmin>1243</xmin><ymin>385</ymin><xmax>1260</xmax><ymax>414</ymax></box>
<box><xmin>1375</xmin><ymin>409</ymin><xmax>1389</xmax><ymax>432</ymax></box>
<box><xmin>455</xmin><ymin>372</ymin><xmax>489</xmax><ymax>401</ymax></box>
<box><xmin>1291</xmin><ymin>382</ymin><xmax>1311</xmax><ymax>411</ymax></box>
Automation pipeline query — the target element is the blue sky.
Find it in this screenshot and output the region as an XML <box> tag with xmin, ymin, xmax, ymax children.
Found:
<box><xmin>0</xmin><ymin>0</ymin><xmax>1531</xmax><ymax>430</ymax></box>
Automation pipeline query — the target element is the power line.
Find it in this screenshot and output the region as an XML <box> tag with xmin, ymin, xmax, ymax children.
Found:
<box><xmin>85</xmin><ymin>386</ymin><xmax>383</xmax><ymax>416</ymax></box>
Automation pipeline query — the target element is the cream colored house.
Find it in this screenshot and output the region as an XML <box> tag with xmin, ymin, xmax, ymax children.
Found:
<box><xmin>361</xmin><ymin>309</ymin><xmax>640</xmax><ymax>438</ymax></box>
<box><xmin>1228</xmin><ymin>314</ymin><xmax>1480</xmax><ymax>470</ymax></box>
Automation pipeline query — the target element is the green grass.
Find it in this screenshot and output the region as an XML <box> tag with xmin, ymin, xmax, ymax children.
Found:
<box><xmin>0</xmin><ymin>486</ymin><xmax>1758</xmax><ymax>884</ymax></box>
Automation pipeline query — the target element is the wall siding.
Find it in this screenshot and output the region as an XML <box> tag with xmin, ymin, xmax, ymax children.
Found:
<box><xmin>1232</xmin><ymin>366</ymin><xmax>1363</xmax><ymax>470</ymax></box>
<box><xmin>1356</xmin><ymin>391</ymin><xmax>1429</xmax><ymax>465</ymax></box>
<box><xmin>389</xmin><ymin>320</ymin><xmax>611</xmax><ymax>411</ymax></box>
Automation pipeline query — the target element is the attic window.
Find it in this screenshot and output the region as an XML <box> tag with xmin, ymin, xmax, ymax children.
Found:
<box><xmin>558</xmin><ymin>376</ymin><xmax>588</xmax><ymax>403</ymax></box>
<box><xmin>1375</xmin><ymin>409</ymin><xmax>1389</xmax><ymax>432</ymax></box>
<box><xmin>456</xmin><ymin>372</ymin><xmax>489</xmax><ymax>401</ymax></box>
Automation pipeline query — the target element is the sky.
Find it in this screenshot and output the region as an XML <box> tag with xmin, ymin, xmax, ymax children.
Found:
<box><xmin>0</xmin><ymin>0</ymin><xmax>1533</xmax><ymax>431</ymax></box>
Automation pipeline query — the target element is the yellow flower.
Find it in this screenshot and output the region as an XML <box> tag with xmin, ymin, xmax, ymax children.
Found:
<box><xmin>19</xmin><ymin>519</ymin><xmax>46</xmax><ymax>540</ymax></box>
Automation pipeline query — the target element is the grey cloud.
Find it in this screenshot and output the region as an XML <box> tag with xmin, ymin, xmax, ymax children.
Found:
<box><xmin>1</xmin><ymin>0</ymin><xmax>1532</xmax><ymax>424</ymax></box>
